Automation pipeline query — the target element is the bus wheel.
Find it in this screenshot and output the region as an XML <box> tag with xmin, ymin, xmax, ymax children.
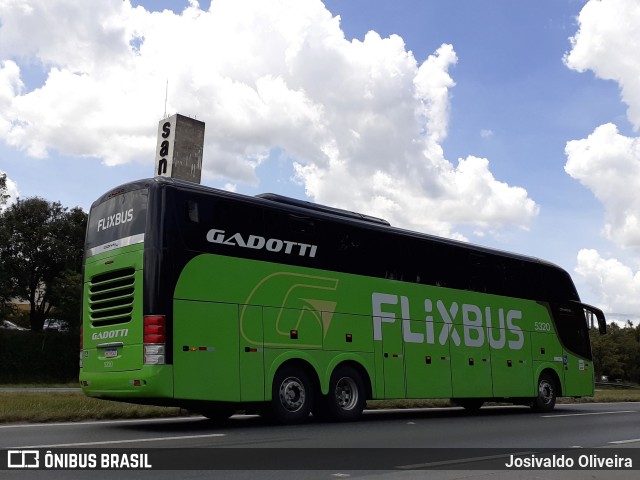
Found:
<box><xmin>323</xmin><ymin>366</ymin><xmax>366</xmax><ymax>422</ymax></box>
<box><xmin>271</xmin><ymin>366</ymin><xmax>313</xmax><ymax>424</ymax></box>
<box><xmin>455</xmin><ymin>398</ymin><xmax>484</xmax><ymax>412</ymax></box>
<box><xmin>532</xmin><ymin>373</ymin><xmax>557</xmax><ymax>412</ymax></box>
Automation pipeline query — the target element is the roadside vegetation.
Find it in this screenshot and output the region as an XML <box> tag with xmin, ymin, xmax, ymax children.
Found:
<box><xmin>0</xmin><ymin>391</ymin><xmax>186</xmax><ymax>423</ymax></box>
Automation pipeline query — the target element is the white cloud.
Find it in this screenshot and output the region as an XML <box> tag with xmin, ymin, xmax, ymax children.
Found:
<box><xmin>564</xmin><ymin>0</ymin><xmax>640</xmax><ymax>316</ymax></box>
<box><xmin>0</xmin><ymin>0</ymin><xmax>538</xmax><ymax>237</ymax></box>
<box><xmin>564</xmin><ymin>0</ymin><xmax>640</xmax><ymax>130</ymax></box>
<box><xmin>576</xmin><ymin>249</ymin><xmax>640</xmax><ymax>319</ymax></box>
<box><xmin>564</xmin><ymin>0</ymin><xmax>640</xmax><ymax>249</ymax></box>
<box><xmin>565</xmin><ymin>123</ymin><xmax>640</xmax><ymax>247</ymax></box>
<box><xmin>480</xmin><ymin>129</ymin><xmax>493</xmax><ymax>138</ymax></box>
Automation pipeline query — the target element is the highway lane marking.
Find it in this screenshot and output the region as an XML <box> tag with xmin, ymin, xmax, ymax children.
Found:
<box><xmin>11</xmin><ymin>433</ymin><xmax>226</xmax><ymax>449</ymax></box>
<box><xmin>397</xmin><ymin>451</ymin><xmax>538</xmax><ymax>469</ymax></box>
<box><xmin>541</xmin><ymin>410</ymin><xmax>636</xmax><ymax>418</ymax></box>
<box><xmin>609</xmin><ymin>438</ymin><xmax>640</xmax><ymax>444</ymax></box>
<box><xmin>0</xmin><ymin>416</ymin><xmax>206</xmax><ymax>429</ymax></box>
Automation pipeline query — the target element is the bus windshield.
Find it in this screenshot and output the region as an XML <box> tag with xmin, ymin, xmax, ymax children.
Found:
<box><xmin>85</xmin><ymin>188</ymin><xmax>148</xmax><ymax>258</ymax></box>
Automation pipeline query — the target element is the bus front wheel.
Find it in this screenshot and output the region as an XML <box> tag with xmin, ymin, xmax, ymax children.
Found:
<box><xmin>531</xmin><ymin>373</ymin><xmax>557</xmax><ymax>412</ymax></box>
<box><xmin>271</xmin><ymin>366</ymin><xmax>314</xmax><ymax>424</ymax></box>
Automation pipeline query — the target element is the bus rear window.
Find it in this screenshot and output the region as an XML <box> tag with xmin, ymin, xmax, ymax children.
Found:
<box><xmin>85</xmin><ymin>188</ymin><xmax>148</xmax><ymax>258</ymax></box>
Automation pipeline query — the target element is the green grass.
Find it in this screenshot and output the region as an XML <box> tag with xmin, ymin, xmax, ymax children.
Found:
<box><xmin>562</xmin><ymin>389</ymin><xmax>640</xmax><ymax>403</ymax></box>
<box><xmin>1</xmin><ymin>388</ymin><xmax>639</xmax><ymax>424</ymax></box>
<box><xmin>0</xmin><ymin>392</ymin><xmax>185</xmax><ymax>423</ymax></box>
<box><xmin>0</xmin><ymin>382</ymin><xmax>79</xmax><ymax>389</ymax></box>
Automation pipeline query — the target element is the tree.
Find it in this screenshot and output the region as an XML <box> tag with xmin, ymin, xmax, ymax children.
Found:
<box><xmin>0</xmin><ymin>172</ymin><xmax>10</xmax><ymax>208</ymax></box>
<box><xmin>590</xmin><ymin>323</ymin><xmax>640</xmax><ymax>384</ymax></box>
<box><xmin>0</xmin><ymin>197</ymin><xmax>87</xmax><ymax>330</ymax></box>
<box><xmin>0</xmin><ymin>176</ymin><xmax>15</xmax><ymax>317</ymax></box>
<box><xmin>47</xmin><ymin>270</ymin><xmax>83</xmax><ymax>332</ymax></box>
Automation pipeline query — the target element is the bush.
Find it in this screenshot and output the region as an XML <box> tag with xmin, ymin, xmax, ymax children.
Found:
<box><xmin>0</xmin><ymin>329</ymin><xmax>79</xmax><ymax>384</ymax></box>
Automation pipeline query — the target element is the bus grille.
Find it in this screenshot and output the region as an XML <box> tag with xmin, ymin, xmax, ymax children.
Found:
<box><xmin>89</xmin><ymin>268</ymin><xmax>136</xmax><ymax>325</ymax></box>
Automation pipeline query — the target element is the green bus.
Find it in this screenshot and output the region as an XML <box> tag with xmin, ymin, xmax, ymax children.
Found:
<box><xmin>80</xmin><ymin>177</ymin><xmax>606</xmax><ymax>424</ymax></box>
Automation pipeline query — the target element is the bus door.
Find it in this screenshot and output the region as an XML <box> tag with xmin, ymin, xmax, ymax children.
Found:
<box><xmin>553</xmin><ymin>303</ymin><xmax>595</xmax><ymax>396</ymax></box>
<box><xmin>531</xmin><ymin>303</ymin><xmax>565</xmax><ymax>394</ymax></box>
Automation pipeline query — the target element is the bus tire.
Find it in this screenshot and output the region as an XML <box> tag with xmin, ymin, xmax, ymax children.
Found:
<box><xmin>321</xmin><ymin>366</ymin><xmax>366</xmax><ymax>422</ymax></box>
<box><xmin>271</xmin><ymin>366</ymin><xmax>314</xmax><ymax>424</ymax></box>
<box><xmin>531</xmin><ymin>373</ymin><xmax>557</xmax><ymax>412</ymax></box>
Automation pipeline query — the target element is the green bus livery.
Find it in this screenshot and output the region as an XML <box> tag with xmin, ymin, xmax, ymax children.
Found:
<box><xmin>80</xmin><ymin>177</ymin><xmax>606</xmax><ymax>424</ymax></box>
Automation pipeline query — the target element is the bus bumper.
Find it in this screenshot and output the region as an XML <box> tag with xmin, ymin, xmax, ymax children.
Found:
<box><xmin>79</xmin><ymin>365</ymin><xmax>174</xmax><ymax>400</ymax></box>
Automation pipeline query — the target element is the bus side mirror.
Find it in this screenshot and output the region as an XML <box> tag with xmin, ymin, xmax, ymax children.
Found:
<box><xmin>571</xmin><ymin>301</ymin><xmax>607</xmax><ymax>335</ymax></box>
<box><xmin>583</xmin><ymin>303</ymin><xmax>607</xmax><ymax>335</ymax></box>
<box><xmin>597</xmin><ymin>312</ymin><xmax>607</xmax><ymax>335</ymax></box>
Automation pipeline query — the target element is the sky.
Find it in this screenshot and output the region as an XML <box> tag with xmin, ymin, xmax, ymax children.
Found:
<box><xmin>1</xmin><ymin>0</ymin><xmax>639</xmax><ymax>324</ymax></box>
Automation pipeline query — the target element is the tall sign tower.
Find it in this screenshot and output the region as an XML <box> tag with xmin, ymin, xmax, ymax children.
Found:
<box><xmin>154</xmin><ymin>114</ymin><xmax>205</xmax><ymax>184</ymax></box>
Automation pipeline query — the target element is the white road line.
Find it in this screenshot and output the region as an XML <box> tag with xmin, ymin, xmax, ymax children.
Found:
<box><xmin>397</xmin><ymin>451</ymin><xmax>538</xmax><ymax>469</ymax></box>
<box><xmin>608</xmin><ymin>439</ymin><xmax>640</xmax><ymax>444</ymax></box>
<box><xmin>542</xmin><ymin>410</ymin><xmax>636</xmax><ymax>418</ymax></box>
<box><xmin>11</xmin><ymin>433</ymin><xmax>225</xmax><ymax>449</ymax></box>
<box><xmin>0</xmin><ymin>416</ymin><xmax>204</xmax><ymax>429</ymax></box>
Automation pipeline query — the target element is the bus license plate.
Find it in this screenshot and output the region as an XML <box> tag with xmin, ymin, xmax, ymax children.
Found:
<box><xmin>105</xmin><ymin>348</ymin><xmax>118</xmax><ymax>359</ymax></box>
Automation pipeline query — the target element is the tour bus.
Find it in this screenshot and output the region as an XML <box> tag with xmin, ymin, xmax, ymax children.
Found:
<box><xmin>80</xmin><ymin>177</ymin><xmax>606</xmax><ymax>424</ymax></box>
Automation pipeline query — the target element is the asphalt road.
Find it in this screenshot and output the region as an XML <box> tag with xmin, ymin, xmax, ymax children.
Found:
<box><xmin>2</xmin><ymin>402</ymin><xmax>639</xmax><ymax>479</ymax></box>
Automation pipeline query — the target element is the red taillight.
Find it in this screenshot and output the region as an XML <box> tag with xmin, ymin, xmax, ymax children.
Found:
<box><xmin>144</xmin><ymin>315</ymin><xmax>166</xmax><ymax>344</ymax></box>
<box><xmin>143</xmin><ymin>315</ymin><xmax>166</xmax><ymax>365</ymax></box>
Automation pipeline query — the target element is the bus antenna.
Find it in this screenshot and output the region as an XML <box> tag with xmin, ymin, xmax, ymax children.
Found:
<box><xmin>164</xmin><ymin>79</ymin><xmax>168</xmax><ymax>118</ymax></box>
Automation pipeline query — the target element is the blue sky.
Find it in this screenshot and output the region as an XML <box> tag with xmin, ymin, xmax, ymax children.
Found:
<box><xmin>1</xmin><ymin>0</ymin><xmax>640</xmax><ymax>322</ymax></box>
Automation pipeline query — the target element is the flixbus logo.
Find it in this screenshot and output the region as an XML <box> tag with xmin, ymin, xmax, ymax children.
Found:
<box><xmin>206</xmin><ymin>229</ymin><xmax>318</xmax><ymax>258</ymax></box>
<box><xmin>97</xmin><ymin>209</ymin><xmax>134</xmax><ymax>232</ymax></box>
<box><xmin>372</xmin><ymin>292</ymin><xmax>524</xmax><ymax>350</ymax></box>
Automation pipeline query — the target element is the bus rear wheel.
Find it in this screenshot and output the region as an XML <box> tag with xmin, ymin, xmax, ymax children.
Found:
<box><xmin>271</xmin><ymin>366</ymin><xmax>314</xmax><ymax>424</ymax></box>
<box><xmin>318</xmin><ymin>366</ymin><xmax>366</xmax><ymax>422</ymax></box>
<box><xmin>531</xmin><ymin>373</ymin><xmax>557</xmax><ymax>412</ymax></box>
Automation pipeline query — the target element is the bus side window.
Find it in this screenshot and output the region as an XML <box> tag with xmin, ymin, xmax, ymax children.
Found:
<box><xmin>186</xmin><ymin>200</ymin><xmax>199</xmax><ymax>223</ymax></box>
<box><xmin>290</xmin><ymin>216</ymin><xmax>315</xmax><ymax>236</ymax></box>
<box><xmin>467</xmin><ymin>253</ymin><xmax>489</xmax><ymax>293</ymax></box>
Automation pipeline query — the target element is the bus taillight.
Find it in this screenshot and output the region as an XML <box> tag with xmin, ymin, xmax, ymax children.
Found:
<box><xmin>143</xmin><ymin>315</ymin><xmax>166</xmax><ymax>365</ymax></box>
